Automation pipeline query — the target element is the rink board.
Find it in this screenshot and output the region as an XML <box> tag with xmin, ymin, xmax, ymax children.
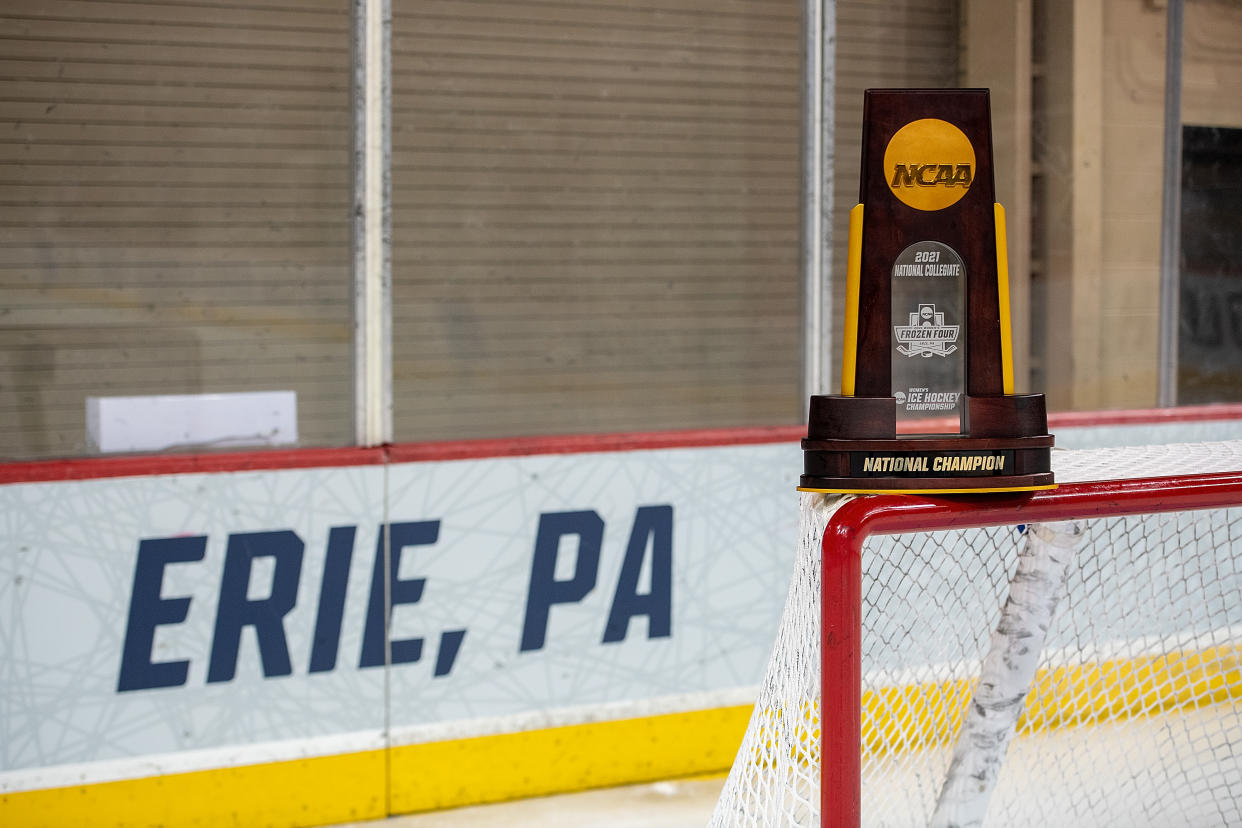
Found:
<box><xmin>3</xmin><ymin>410</ymin><xmax>1242</xmax><ymax>827</ymax></box>
<box><xmin>0</xmin><ymin>437</ymin><xmax>797</xmax><ymax>826</ymax></box>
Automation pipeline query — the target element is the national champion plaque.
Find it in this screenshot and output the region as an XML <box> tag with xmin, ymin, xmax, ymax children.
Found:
<box><xmin>800</xmin><ymin>89</ymin><xmax>1054</xmax><ymax>493</ymax></box>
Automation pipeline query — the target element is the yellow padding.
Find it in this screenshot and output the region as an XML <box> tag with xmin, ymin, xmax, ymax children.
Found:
<box><xmin>994</xmin><ymin>202</ymin><xmax>1015</xmax><ymax>395</ymax></box>
<box><xmin>388</xmin><ymin>704</ymin><xmax>752</xmax><ymax>814</ymax></box>
<box><xmin>841</xmin><ymin>203</ymin><xmax>865</xmax><ymax>396</ymax></box>
<box><xmin>1</xmin><ymin>748</ymin><xmax>386</xmax><ymax>828</ymax></box>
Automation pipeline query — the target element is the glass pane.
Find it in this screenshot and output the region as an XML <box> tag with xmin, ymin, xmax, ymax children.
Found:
<box><xmin>390</xmin><ymin>1</ymin><xmax>803</xmax><ymax>441</ymax></box>
<box><xmin>0</xmin><ymin>0</ymin><xmax>354</xmax><ymax>459</ymax></box>
<box><xmin>1176</xmin><ymin>0</ymin><xmax>1242</xmax><ymax>404</ymax></box>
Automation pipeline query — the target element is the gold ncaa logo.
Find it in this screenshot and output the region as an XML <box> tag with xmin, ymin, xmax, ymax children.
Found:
<box><xmin>883</xmin><ymin>118</ymin><xmax>975</xmax><ymax>211</ymax></box>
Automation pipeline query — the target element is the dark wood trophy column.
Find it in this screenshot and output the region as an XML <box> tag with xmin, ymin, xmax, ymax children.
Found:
<box><xmin>800</xmin><ymin>89</ymin><xmax>1054</xmax><ymax>493</ymax></box>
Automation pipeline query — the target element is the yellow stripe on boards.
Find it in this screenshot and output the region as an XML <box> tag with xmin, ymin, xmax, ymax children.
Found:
<box><xmin>1020</xmin><ymin>642</ymin><xmax>1242</xmax><ymax>731</ymax></box>
<box><xmin>0</xmin><ymin>706</ymin><xmax>752</xmax><ymax>828</ymax></box>
<box><xmin>841</xmin><ymin>203</ymin><xmax>865</xmax><ymax>396</ymax></box>
<box><xmin>859</xmin><ymin>643</ymin><xmax>1242</xmax><ymax>757</ymax></box>
<box><xmin>863</xmin><ymin>678</ymin><xmax>976</xmax><ymax>753</ymax></box>
<box><xmin>0</xmin><ymin>747</ymin><xmax>387</xmax><ymax>828</ymax></box>
<box><xmin>388</xmin><ymin>705</ymin><xmax>751</xmax><ymax>814</ymax></box>
<box><xmin>730</xmin><ymin>643</ymin><xmax>1242</xmax><ymax>770</ymax></box>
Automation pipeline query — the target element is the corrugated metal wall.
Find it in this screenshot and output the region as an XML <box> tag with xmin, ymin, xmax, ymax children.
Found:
<box><xmin>1</xmin><ymin>0</ymin><xmax>960</xmax><ymax>458</ymax></box>
<box><xmin>0</xmin><ymin>0</ymin><xmax>353</xmax><ymax>459</ymax></box>
<box><xmin>391</xmin><ymin>1</ymin><xmax>806</xmax><ymax>440</ymax></box>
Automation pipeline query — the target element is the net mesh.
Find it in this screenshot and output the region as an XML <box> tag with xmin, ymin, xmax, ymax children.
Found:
<box><xmin>710</xmin><ymin>441</ymin><xmax>1242</xmax><ymax>827</ymax></box>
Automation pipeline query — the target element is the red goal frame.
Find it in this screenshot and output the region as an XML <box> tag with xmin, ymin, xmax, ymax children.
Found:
<box><xmin>819</xmin><ymin>471</ymin><xmax>1242</xmax><ymax>828</ymax></box>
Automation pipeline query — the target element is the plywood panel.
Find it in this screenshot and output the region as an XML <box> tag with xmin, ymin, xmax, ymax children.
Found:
<box><xmin>1183</xmin><ymin>0</ymin><xmax>1242</xmax><ymax>128</ymax></box>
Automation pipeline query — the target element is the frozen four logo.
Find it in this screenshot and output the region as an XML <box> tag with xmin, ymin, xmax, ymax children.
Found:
<box><xmin>894</xmin><ymin>303</ymin><xmax>959</xmax><ymax>358</ymax></box>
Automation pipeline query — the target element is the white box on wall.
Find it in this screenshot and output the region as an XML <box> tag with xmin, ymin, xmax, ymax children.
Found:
<box><xmin>86</xmin><ymin>391</ymin><xmax>298</xmax><ymax>453</ymax></box>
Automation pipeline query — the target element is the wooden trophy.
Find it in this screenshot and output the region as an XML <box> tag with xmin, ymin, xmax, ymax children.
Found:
<box><xmin>800</xmin><ymin>89</ymin><xmax>1054</xmax><ymax>494</ymax></box>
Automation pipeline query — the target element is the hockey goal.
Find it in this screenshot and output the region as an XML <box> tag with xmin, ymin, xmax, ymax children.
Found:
<box><xmin>711</xmin><ymin>441</ymin><xmax>1242</xmax><ymax>827</ymax></box>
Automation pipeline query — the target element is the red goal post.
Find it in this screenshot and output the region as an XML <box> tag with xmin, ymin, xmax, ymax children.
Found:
<box><xmin>821</xmin><ymin>470</ymin><xmax>1242</xmax><ymax>827</ymax></box>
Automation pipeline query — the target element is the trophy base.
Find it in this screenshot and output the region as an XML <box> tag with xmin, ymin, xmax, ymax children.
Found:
<box><xmin>798</xmin><ymin>473</ymin><xmax>1055</xmax><ymax>495</ymax></box>
<box><xmin>800</xmin><ymin>393</ymin><xmax>1054</xmax><ymax>494</ymax></box>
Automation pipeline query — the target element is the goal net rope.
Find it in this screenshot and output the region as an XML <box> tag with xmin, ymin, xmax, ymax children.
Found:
<box><xmin>709</xmin><ymin>441</ymin><xmax>1242</xmax><ymax>827</ymax></box>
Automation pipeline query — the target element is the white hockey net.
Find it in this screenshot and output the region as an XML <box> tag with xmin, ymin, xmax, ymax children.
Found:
<box><xmin>710</xmin><ymin>441</ymin><xmax>1242</xmax><ymax>827</ymax></box>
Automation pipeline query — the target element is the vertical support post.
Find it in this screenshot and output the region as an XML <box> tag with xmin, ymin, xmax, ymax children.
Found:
<box><xmin>821</xmin><ymin>525</ymin><xmax>861</xmax><ymax>827</ymax></box>
<box><xmin>963</xmin><ymin>0</ymin><xmax>1032</xmax><ymax>391</ymax></box>
<box><xmin>1157</xmin><ymin>0</ymin><xmax>1184</xmax><ymax>408</ymax></box>
<box><xmin>353</xmin><ymin>0</ymin><xmax>393</xmax><ymax>446</ymax></box>
<box><xmin>802</xmin><ymin>0</ymin><xmax>836</xmax><ymax>407</ymax></box>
